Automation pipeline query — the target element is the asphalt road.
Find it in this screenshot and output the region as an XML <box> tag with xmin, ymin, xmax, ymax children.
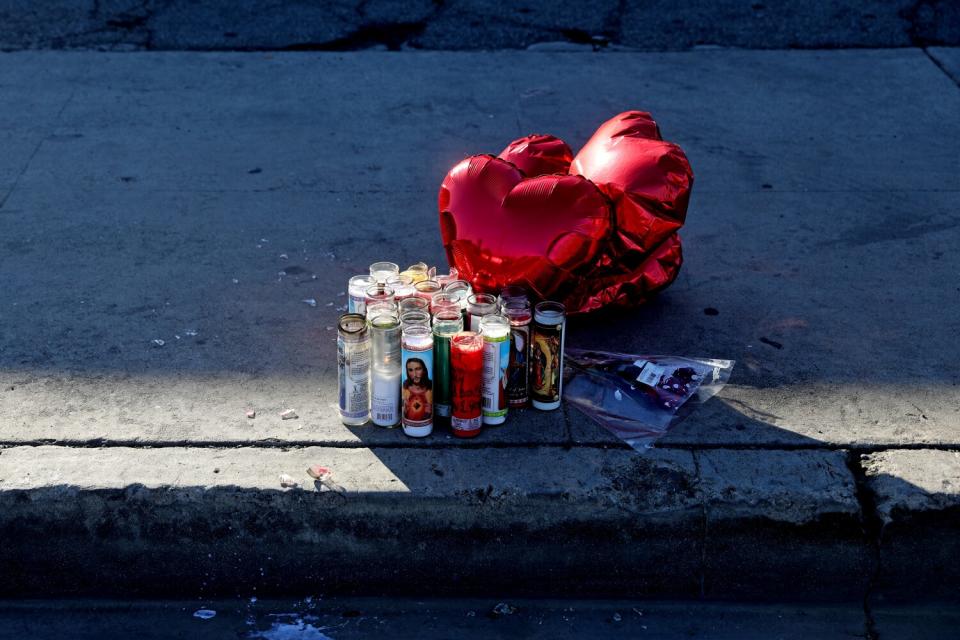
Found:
<box><xmin>0</xmin><ymin>0</ymin><xmax>957</xmax><ymax>51</ymax></box>
<box><xmin>3</xmin><ymin>597</ymin><xmax>958</xmax><ymax>639</ymax></box>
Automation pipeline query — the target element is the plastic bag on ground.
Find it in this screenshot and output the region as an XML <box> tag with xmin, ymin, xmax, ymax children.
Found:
<box><xmin>564</xmin><ymin>348</ymin><xmax>734</xmax><ymax>451</ymax></box>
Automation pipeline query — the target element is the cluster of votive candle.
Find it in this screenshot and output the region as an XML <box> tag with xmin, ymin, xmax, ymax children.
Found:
<box><xmin>337</xmin><ymin>261</ymin><xmax>566</xmax><ymax>438</ymax></box>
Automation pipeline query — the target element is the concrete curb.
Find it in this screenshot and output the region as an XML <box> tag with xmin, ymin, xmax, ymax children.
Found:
<box><xmin>862</xmin><ymin>450</ymin><xmax>960</xmax><ymax>603</ymax></box>
<box><xmin>0</xmin><ymin>445</ymin><xmax>877</xmax><ymax>600</ymax></box>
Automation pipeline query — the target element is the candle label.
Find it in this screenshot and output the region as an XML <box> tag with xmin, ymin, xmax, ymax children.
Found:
<box><xmin>507</xmin><ymin>323</ymin><xmax>530</xmax><ymax>407</ymax></box>
<box><xmin>401</xmin><ymin>344</ymin><xmax>434</xmax><ymax>427</ymax></box>
<box><xmin>338</xmin><ymin>336</ymin><xmax>370</xmax><ymax>420</ymax></box>
<box><xmin>371</xmin><ymin>371</ymin><xmax>400</xmax><ymax>426</ymax></box>
<box><xmin>451</xmin><ymin>415</ymin><xmax>482</xmax><ymax>433</ymax></box>
<box><xmin>531</xmin><ymin>321</ymin><xmax>563</xmax><ymax>404</ymax></box>
<box><xmin>482</xmin><ymin>334</ymin><xmax>509</xmax><ymax>419</ymax></box>
<box><xmin>348</xmin><ymin>292</ymin><xmax>367</xmax><ymax>316</ymax></box>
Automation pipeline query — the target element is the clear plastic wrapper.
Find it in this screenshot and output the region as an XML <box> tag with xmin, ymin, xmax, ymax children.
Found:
<box><xmin>564</xmin><ymin>348</ymin><xmax>734</xmax><ymax>451</ymax></box>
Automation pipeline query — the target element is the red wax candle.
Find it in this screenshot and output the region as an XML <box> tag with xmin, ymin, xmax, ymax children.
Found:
<box><xmin>450</xmin><ymin>331</ymin><xmax>484</xmax><ymax>438</ymax></box>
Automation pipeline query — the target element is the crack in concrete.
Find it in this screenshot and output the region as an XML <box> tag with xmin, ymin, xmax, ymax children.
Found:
<box><xmin>560</xmin><ymin>404</ymin><xmax>575</xmax><ymax>450</ymax></box>
<box><xmin>846</xmin><ymin>451</ymin><xmax>883</xmax><ymax>640</ymax></box>
<box><xmin>0</xmin><ymin>89</ymin><xmax>75</xmax><ymax>210</ymax></box>
<box><xmin>692</xmin><ymin>450</ymin><xmax>708</xmax><ymax>598</ymax></box>
<box><xmin>923</xmin><ymin>47</ymin><xmax>960</xmax><ymax>89</ymax></box>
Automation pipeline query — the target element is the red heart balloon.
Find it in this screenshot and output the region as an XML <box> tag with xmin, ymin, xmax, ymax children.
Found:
<box><xmin>439</xmin><ymin>111</ymin><xmax>693</xmax><ymax>314</ymax></box>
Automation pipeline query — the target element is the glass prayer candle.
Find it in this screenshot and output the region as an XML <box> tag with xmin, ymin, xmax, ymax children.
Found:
<box><xmin>443</xmin><ymin>279</ymin><xmax>472</xmax><ymax>322</ymax></box>
<box><xmin>337</xmin><ymin>313</ymin><xmax>370</xmax><ymax>426</ymax></box>
<box><xmin>431</xmin><ymin>309</ymin><xmax>462</xmax><ymax>427</ymax></box>
<box><xmin>365</xmin><ymin>300</ymin><xmax>398</xmax><ymax>322</ymax></box>
<box><xmin>531</xmin><ymin>301</ymin><xmax>566</xmax><ymax>411</ymax></box>
<box><xmin>400</xmin><ymin>310</ymin><xmax>431</xmax><ymax>328</ymax></box>
<box><xmin>467</xmin><ymin>293</ymin><xmax>498</xmax><ymax>332</ymax></box>
<box><xmin>369</xmin><ymin>261</ymin><xmax>399</xmax><ymax>284</ymax></box>
<box><xmin>365</xmin><ymin>283</ymin><xmax>395</xmax><ymax>307</ymax></box>
<box><xmin>398</xmin><ymin>296</ymin><xmax>429</xmax><ymax>314</ymax></box>
<box><xmin>369</xmin><ymin>313</ymin><xmax>401</xmax><ymax>428</ymax></box>
<box><xmin>435</xmin><ymin>266</ymin><xmax>460</xmax><ymax>288</ymax></box>
<box><xmin>502</xmin><ymin>300</ymin><xmax>532</xmax><ymax>408</ymax></box>
<box><xmin>414</xmin><ymin>280</ymin><xmax>441</xmax><ymax>306</ymax></box>
<box><xmin>387</xmin><ymin>273</ymin><xmax>416</xmax><ymax>300</ymax></box>
<box><xmin>401</xmin><ymin>324</ymin><xmax>434</xmax><ymax>438</ymax></box>
<box><xmin>498</xmin><ymin>285</ymin><xmax>529</xmax><ymax>311</ymax></box>
<box><xmin>480</xmin><ymin>315</ymin><xmax>510</xmax><ymax>425</ymax></box>
<box><xmin>450</xmin><ymin>331</ymin><xmax>483</xmax><ymax>438</ymax></box>
<box><xmin>402</xmin><ymin>262</ymin><xmax>429</xmax><ymax>283</ymax></box>
<box><xmin>348</xmin><ymin>274</ymin><xmax>376</xmax><ymax>315</ymax></box>
<box><xmin>430</xmin><ymin>292</ymin><xmax>460</xmax><ymax>318</ymax></box>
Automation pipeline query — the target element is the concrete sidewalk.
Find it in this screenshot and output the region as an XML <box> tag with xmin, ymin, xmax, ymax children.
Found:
<box><xmin>0</xmin><ymin>49</ymin><xmax>959</xmax><ymax>604</ymax></box>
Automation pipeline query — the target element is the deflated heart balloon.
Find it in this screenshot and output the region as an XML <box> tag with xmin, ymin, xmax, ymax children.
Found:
<box><xmin>439</xmin><ymin>111</ymin><xmax>694</xmax><ymax>314</ymax></box>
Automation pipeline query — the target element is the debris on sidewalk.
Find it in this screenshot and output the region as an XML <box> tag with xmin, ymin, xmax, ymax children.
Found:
<box><xmin>492</xmin><ymin>603</ymin><xmax>516</xmax><ymax>616</ymax></box>
<box><xmin>246</xmin><ymin>410</ymin><xmax>256</xmax><ymax>419</ymax></box>
<box><xmin>280</xmin><ymin>409</ymin><xmax>298</xmax><ymax>420</ymax></box>
<box><xmin>185</xmin><ymin>329</ymin><xmax>198</xmax><ymax>336</ymax></box>
<box><xmin>564</xmin><ymin>349</ymin><xmax>734</xmax><ymax>451</ymax></box>
<box><xmin>151</xmin><ymin>339</ymin><xmax>165</xmax><ymax>347</ymax></box>
<box><xmin>192</xmin><ymin>609</ymin><xmax>216</xmax><ymax>620</ymax></box>
<box><xmin>308</xmin><ymin>465</ymin><xmax>345</xmax><ymax>494</ymax></box>
<box><xmin>307</xmin><ymin>465</ymin><xmax>331</xmax><ymax>480</ymax></box>
<box><xmin>279</xmin><ymin>473</ymin><xmax>299</xmax><ymax>488</ymax></box>
<box><xmin>302</xmin><ymin>298</ymin><xmax>317</xmax><ymax>307</ymax></box>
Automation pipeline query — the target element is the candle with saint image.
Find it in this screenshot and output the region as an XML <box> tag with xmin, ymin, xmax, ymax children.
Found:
<box><xmin>401</xmin><ymin>325</ymin><xmax>434</xmax><ymax>437</ymax></box>
<box><xmin>531</xmin><ymin>301</ymin><xmax>566</xmax><ymax>411</ymax></box>
<box><xmin>503</xmin><ymin>299</ymin><xmax>532</xmax><ymax>408</ymax></box>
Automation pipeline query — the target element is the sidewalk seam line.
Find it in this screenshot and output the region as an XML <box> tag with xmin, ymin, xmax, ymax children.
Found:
<box><xmin>1</xmin><ymin>441</ymin><xmax>958</xmax><ymax>452</ymax></box>
<box><xmin>922</xmin><ymin>47</ymin><xmax>960</xmax><ymax>89</ymax></box>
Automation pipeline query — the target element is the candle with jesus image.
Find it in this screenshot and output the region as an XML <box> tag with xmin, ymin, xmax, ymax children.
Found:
<box><xmin>401</xmin><ymin>325</ymin><xmax>434</xmax><ymax>438</ymax></box>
